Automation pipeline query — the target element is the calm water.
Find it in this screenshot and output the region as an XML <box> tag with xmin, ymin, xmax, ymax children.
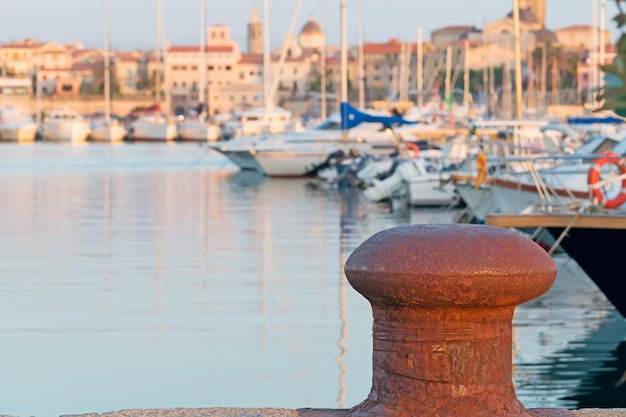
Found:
<box><xmin>0</xmin><ymin>143</ymin><xmax>624</xmax><ymax>417</ymax></box>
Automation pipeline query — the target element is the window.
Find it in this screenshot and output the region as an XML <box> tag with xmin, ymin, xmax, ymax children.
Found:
<box><xmin>225</xmin><ymin>65</ymin><xmax>231</xmax><ymax>70</ymax></box>
<box><xmin>173</xmin><ymin>81</ymin><xmax>178</xmax><ymax>87</ymax></box>
<box><xmin>239</xmin><ymin>72</ymin><xmax>245</xmax><ymax>80</ymax></box>
<box><xmin>230</xmin><ymin>95</ymin><xmax>234</xmax><ymax>101</ymax></box>
<box><xmin>173</xmin><ymin>65</ymin><xmax>179</xmax><ymax>70</ymax></box>
<box><xmin>293</xmin><ymin>67</ymin><xmax>297</xmax><ymax>75</ymax></box>
<box><xmin>208</xmin><ymin>65</ymin><xmax>214</xmax><ymax>70</ymax></box>
<box><xmin>182</xmin><ymin>81</ymin><xmax>187</xmax><ymax>87</ymax></box>
<box><xmin>191</xmin><ymin>65</ymin><xmax>197</xmax><ymax>70</ymax></box>
<box><xmin>181</xmin><ymin>65</ymin><xmax>187</xmax><ymax>70</ymax></box>
<box><xmin>61</xmin><ymin>84</ymin><xmax>72</xmax><ymax>92</ymax></box>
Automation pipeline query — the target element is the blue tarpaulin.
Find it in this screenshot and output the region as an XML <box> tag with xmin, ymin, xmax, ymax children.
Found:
<box><xmin>567</xmin><ymin>116</ymin><xmax>625</xmax><ymax>124</ymax></box>
<box><xmin>340</xmin><ymin>102</ymin><xmax>414</xmax><ymax>130</ymax></box>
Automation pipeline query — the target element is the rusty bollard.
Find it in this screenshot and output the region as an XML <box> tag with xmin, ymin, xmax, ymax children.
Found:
<box><xmin>300</xmin><ymin>224</ymin><xmax>561</xmax><ymax>417</ymax></box>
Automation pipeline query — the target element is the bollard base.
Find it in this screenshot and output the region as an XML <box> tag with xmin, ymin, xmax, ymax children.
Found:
<box><xmin>298</xmin><ymin>407</ymin><xmax>577</xmax><ymax>417</ymax></box>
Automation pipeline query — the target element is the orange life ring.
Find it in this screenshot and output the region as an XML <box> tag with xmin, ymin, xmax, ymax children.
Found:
<box><xmin>587</xmin><ymin>151</ymin><xmax>626</xmax><ymax>209</ymax></box>
<box><xmin>405</xmin><ymin>142</ymin><xmax>419</xmax><ymax>158</ymax></box>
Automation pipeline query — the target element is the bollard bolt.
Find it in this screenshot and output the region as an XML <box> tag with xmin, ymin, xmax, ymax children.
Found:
<box><xmin>300</xmin><ymin>224</ymin><xmax>559</xmax><ymax>417</ymax></box>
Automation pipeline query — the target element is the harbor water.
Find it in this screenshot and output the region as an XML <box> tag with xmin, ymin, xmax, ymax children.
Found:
<box><xmin>0</xmin><ymin>143</ymin><xmax>624</xmax><ymax>417</ymax></box>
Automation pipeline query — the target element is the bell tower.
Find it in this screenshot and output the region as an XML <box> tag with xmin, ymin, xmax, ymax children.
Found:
<box><xmin>520</xmin><ymin>0</ymin><xmax>546</xmax><ymax>26</ymax></box>
<box><xmin>247</xmin><ymin>5</ymin><xmax>263</xmax><ymax>54</ymax></box>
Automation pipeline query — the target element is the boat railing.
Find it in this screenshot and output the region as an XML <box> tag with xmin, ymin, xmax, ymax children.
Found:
<box><xmin>483</xmin><ymin>153</ymin><xmax>626</xmax><ymax>213</ymax></box>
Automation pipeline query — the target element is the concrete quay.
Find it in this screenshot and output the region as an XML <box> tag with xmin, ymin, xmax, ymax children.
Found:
<box><xmin>55</xmin><ymin>407</ymin><xmax>622</xmax><ymax>417</ymax></box>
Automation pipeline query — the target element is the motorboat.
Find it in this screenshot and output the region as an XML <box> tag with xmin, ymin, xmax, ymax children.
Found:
<box><xmin>0</xmin><ymin>104</ymin><xmax>37</xmax><ymax>142</ymax></box>
<box><xmin>127</xmin><ymin>114</ymin><xmax>177</xmax><ymax>142</ymax></box>
<box><xmin>358</xmin><ymin>139</ymin><xmax>466</xmax><ymax>207</ymax></box>
<box><xmin>212</xmin><ymin>104</ymin><xmax>416</xmax><ymax>177</ymax></box>
<box><xmin>40</xmin><ymin>107</ymin><xmax>91</xmax><ymax>143</ymax></box>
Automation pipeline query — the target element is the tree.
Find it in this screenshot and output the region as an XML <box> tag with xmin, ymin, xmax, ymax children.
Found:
<box><xmin>596</xmin><ymin>1</ymin><xmax>626</xmax><ymax>116</ymax></box>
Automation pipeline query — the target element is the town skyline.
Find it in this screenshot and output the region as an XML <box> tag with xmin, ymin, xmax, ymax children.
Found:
<box><xmin>0</xmin><ymin>0</ymin><xmax>620</xmax><ymax>52</ymax></box>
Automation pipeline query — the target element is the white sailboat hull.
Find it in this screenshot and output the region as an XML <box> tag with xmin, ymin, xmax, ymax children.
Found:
<box><xmin>91</xmin><ymin>125</ymin><xmax>127</xmax><ymax>143</ymax></box>
<box><xmin>41</xmin><ymin>120</ymin><xmax>91</xmax><ymax>143</ymax></box>
<box><xmin>255</xmin><ymin>151</ymin><xmax>331</xmax><ymax>177</ymax></box>
<box><xmin>178</xmin><ymin>122</ymin><xmax>221</xmax><ymax>142</ymax></box>
<box><xmin>129</xmin><ymin>119</ymin><xmax>177</xmax><ymax>142</ymax></box>
<box><xmin>0</xmin><ymin>122</ymin><xmax>38</xmax><ymax>143</ymax></box>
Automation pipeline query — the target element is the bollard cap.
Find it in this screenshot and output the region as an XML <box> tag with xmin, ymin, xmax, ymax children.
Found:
<box><xmin>345</xmin><ymin>224</ymin><xmax>557</xmax><ymax>309</ymax></box>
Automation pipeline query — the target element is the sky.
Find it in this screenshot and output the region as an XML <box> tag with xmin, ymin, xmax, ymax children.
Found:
<box><xmin>0</xmin><ymin>0</ymin><xmax>622</xmax><ymax>51</ymax></box>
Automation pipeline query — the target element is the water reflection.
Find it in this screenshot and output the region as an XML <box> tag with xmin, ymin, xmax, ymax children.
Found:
<box><xmin>0</xmin><ymin>144</ymin><xmax>624</xmax><ymax>417</ymax></box>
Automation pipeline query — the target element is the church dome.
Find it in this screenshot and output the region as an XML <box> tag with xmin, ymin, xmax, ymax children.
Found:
<box><xmin>300</xmin><ymin>14</ymin><xmax>322</xmax><ymax>34</ymax></box>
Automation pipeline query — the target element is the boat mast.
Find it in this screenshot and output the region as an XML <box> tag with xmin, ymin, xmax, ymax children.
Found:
<box><xmin>199</xmin><ymin>0</ymin><xmax>207</xmax><ymax>120</ymax></box>
<box><xmin>463</xmin><ymin>40</ymin><xmax>469</xmax><ymax>109</ymax></box>
<box><xmin>263</xmin><ymin>0</ymin><xmax>272</xmax><ymax>112</ymax></box>
<box><xmin>599</xmin><ymin>0</ymin><xmax>606</xmax><ymax>94</ymax></box>
<box><xmin>513</xmin><ymin>0</ymin><xmax>523</xmax><ymax>120</ymax></box>
<box><xmin>35</xmin><ymin>55</ymin><xmax>41</xmax><ymax>125</ymax></box>
<box><xmin>590</xmin><ymin>0</ymin><xmax>598</xmax><ymax>107</ymax></box>
<box><xmin>104</xmin><ymin>0</ymin><xmax>111</xmax><ymax>124</ymax></box>
<box><xmin>162</xmin><ymin>1</ymin><xmax>171</xmax><ymax>117</ymax></box>
<box><xmin>444</xmin><ymin>46</ymin><xmax>452</xmax><ymax>102</ymax></box>
<box><xmin>320</xmin><ymin>0</ymin><xmax>327</xmax><ymax>121</ymax></box>
<box><xmin>155</xmin><ymin>0</ymin><xmax>161</xmax><ymax>108</ymax></box>
<box><xmin>541</xmin><ymin>44</ymin><xmax>547</xmax><ymax>113</ymax></box>
<box><xmin>268</xmin><ymin>0</ymin><xmax>302</xmax><ymax>108</ymax></box>
<box><xmin>482</xmin><ymin>16</ymin><xmax>489</xmax><ymax>116</ymax></box>
<box><xmin>417</xmin><ymin>26</ymin><xmax>423</xmax><ymax>108</ymax></box>
<box><xmin>340</xmin><ymin>0</ymin><xmax>348</xmax><ymax>141</ymax></box>
<box><xmin>358</xmin><ymin>2</ymin><xmax>364</xmax><ymax>110</ymax></box>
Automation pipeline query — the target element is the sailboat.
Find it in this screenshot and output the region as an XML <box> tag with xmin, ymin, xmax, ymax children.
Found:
<box><xmin>0</xmin><ymin>103</ymin><xmax>38</xmax><ymax>142</ymax></box>
<box><xmin>128</xmin><ymin>0</ymin><xmax>177</xmax><ymax>142</ymax></box>
<box><xmin>91</xmin><ymin>0</ymin><xmax>127</xmax><ymax>143</ymax></box>
<box><xmin>177</xmin><ymin>0</ymin><xmax>221</xmax><ymax>142</ymax></box>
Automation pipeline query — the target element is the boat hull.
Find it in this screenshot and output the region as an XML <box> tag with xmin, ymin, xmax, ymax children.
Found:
<box><xmin>41</xmin><ymin>120</ymin><xmax>91</xmax><ymax>143</ymax></box>
<box><xmin>178</xmin><ymin>123</ymin><xmax>221</xmax><ymax>142</ymax></box>
<box><xmin>90</xmin><ymin>125</ymin><xmax>127</xmax><ymax>143</ymax></box>
<box><xmin>129</xmin><ymin>122</ymin><xmax>177</xmax><ymax>142</ymax></box>
<box><xmin>408</xmin><ymin>176</ymin><xmax>457</xmax><ymax>206</ymax></box>
<box><xmin>0</xmin><ymin>123</ymin><xmax>38</xmax><ymax>142</ymax></box>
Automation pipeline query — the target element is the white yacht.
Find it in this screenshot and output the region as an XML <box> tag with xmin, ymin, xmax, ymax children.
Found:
<box><xmin>128</xmin><ymin>114</ymin><xmax>177</xmax><ymax>142</ymax></box>
<box><xmin>212</xmin><ymin>107</ymin><xmax>410</xmax><ymax>177</ymax></box>
<box><xmin>40</xmin><ymin>107</ymin><xmax>91</xmax><ymax>143</ymax></box>
<box><xmin>0</xmin><ymin>104</ymin><xmax>37</xmax><ymax>143</ymax></box>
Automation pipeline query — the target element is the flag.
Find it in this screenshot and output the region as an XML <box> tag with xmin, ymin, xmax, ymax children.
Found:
<box><xmin>475</xmin><ymin>149</ymin><xmax>487</xmax><ymax>189</ymax></box>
